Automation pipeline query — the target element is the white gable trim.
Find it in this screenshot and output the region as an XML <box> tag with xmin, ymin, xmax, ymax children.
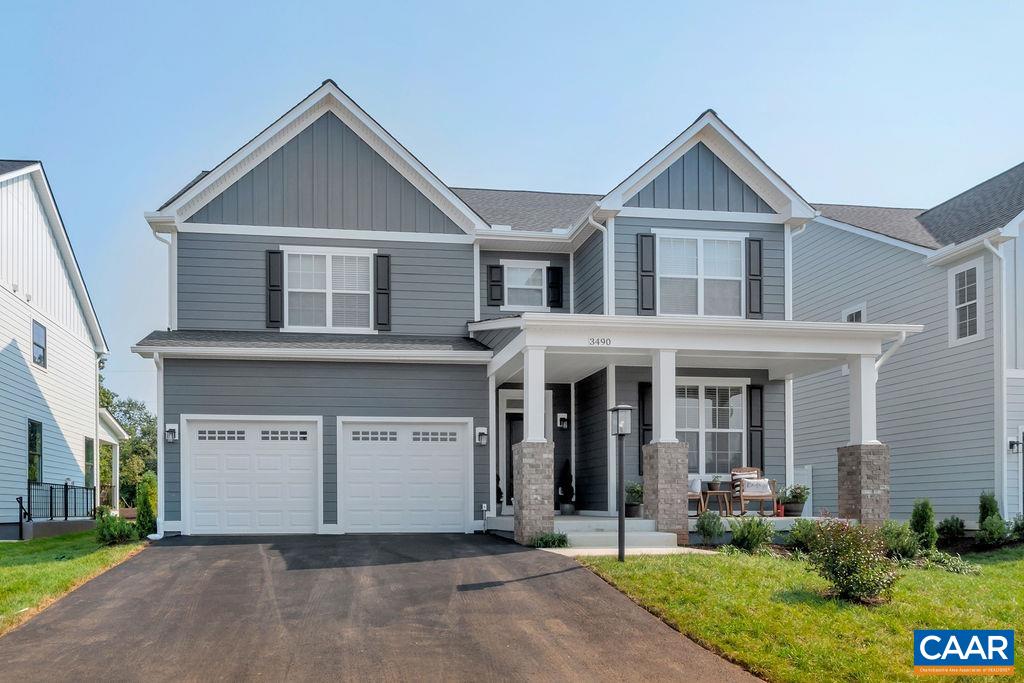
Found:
<box><xmin>153</xmin><ymin>81</ymin><xmax>488</xmax><ymax>235</ymax></box>
<box><xmin>809</xmin><ymin>216</ymin><xmax>937</xmax><ymax>256</ymax></box>
<box><xmin>601</xmin><ymin>110</ymin><xmax>815</xmax><ymax>224</ymax></box>
<box><xmin>3</xmin><ymin>163</ymin><xmax>107</xmax><ymax>354</ymax></box>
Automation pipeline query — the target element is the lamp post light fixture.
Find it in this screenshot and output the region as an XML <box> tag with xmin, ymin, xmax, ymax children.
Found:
<box><xmin>609</xmin><ymin>404</ymin><xmax>634</xmax><ymax>562</ymax></box>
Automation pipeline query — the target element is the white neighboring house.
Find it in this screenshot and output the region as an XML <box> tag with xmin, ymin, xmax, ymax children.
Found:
<box><xmin>0</xmin><ymin>160</ymin><xmax>113</xmax><ymax>539</ymax></box>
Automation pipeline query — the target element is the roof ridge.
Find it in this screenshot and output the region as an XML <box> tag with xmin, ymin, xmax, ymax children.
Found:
<box><xmin>451</xmin><ymin>186</ymin><xmax>602</xmax><ymax>197</ymax></box>
<box><xmin>918</xmin><ymin>159</ymin><xmax>1024</xmax><ymax>219</ymax></box>
<box><xmin>0</xmin><ymin>158</ymin><xmax>41</xmax><ymax>164</ymax></box>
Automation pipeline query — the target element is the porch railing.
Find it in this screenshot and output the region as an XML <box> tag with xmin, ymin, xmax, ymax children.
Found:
<box><xmin>26</xmin><ymin>481</ymin><xmax>97</xmax><ymax>521</ymax></box>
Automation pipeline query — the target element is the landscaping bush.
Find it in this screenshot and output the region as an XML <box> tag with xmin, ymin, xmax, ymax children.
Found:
<box><xmin>1010</xmin><ymin>514</ymin><xmax>1024</xmax><ymax>542</ymax></box>
<box><xmin>729</xmin><ymin>516</ymin><xmax>774</xmax><ymax>553</ymax></box>
<box><xmin>529</xmin><ymin>532</ymin><xmax>569</xmax><ymax>548</ymax></box>
<box><xmin>786</xmin><ymin>518</ymin><xmax>821</xmax><ymax>552</ymax></box>
<box><xmin>909</xmin><ymin>499</ymin><xmax>937</xmax><ymax>550</ymax></box>
<box><xmin>879</xmin><ymin>520</ymin><xmax>920</xmax><ymax>561</ymax></box>
<box><xmin>136</xmin><ymin>471</ymin><xmax>157</xmax><ymax>537</ymax></box>
<box><xmin>625</xmin><ymin>482</ymin><xmax>644</xmax><ymax>504</ymax></box>
<box><xmin>694</xmin><ymin>511</ymin><xmax>725</xmax><ymax>543</ymax></box>
<box><xmin>95</xmin><ymin>513</ymin><xmax>138</xmax><ymax>545</ymax></box>
<box><xmin>806</xmin><ymin>520</ymin><xmax>901</xmax><ymax>602</ymax></box>
<box><xmin>975</xmin><ymin>514</ymin><xmax>1009</xmax><ymax>548</ymax></box>
<box><xmin>936</xmin><ymin>516</ymin><xmax>966</xmax><ymax>545</ymax></box>
<box><xmin>979</xmin><ymin>491</ymin><xmax>999</xmax><ymax>526</ymax></box>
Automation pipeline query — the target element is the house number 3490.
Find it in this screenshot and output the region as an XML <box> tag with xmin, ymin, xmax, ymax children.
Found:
<box><xmin>588</xmin><ymin>337</ymin><xmax>613</xmax><ymax>346</ymax></box>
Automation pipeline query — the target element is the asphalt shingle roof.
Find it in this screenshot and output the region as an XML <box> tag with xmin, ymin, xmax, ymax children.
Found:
<box><xmin>916</xmin><ymin>161</ymin><xmax>1024</xmax><ymax>246</ymax></box>
<box><xmin>451</xmin><ymin>188</ymin><xmax>600</xmax><ymax>232</ymax></box>
<box><xmin>0</xmin><ymin>160</ymin><xmax>39</xmax><ymax>175</ymax></box>
<box><xmin>135</xmin><ymin>329</ymin><xmax>491</xmax><ymax>352</ymax></box>
<box><xmin>812</xmin><ymin>203</ymin><xmax>939</xmax><ymax>249</ymax></box>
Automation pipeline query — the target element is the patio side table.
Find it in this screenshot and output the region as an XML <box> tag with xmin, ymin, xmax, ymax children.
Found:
<box><xmin>705</xmin><ymin>489</ymin><xmax>732</xmax><ymax>516</ymax></box>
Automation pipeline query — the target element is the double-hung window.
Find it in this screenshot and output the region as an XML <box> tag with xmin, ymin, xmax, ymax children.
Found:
<box><xmin>500</xmin><ymin>259</ymin><xmax>549</xmax><ymax>312</ymax></box>
<box><xmin>32</xmin><ymin>321</ymin><xmax>46</xmax><ymax>367</ymax></box>
<box><xmin>656</xmin><ymin>231</ymin><xmax>745</xmax><ymax>317</ymax></box>
<box><xmin>675</xmin><ymin>378</ymin><xmax>747</xmax><ymax>476</ymax></box>
<box><xmin>947</xmin><ymin>257</ymin><xmax>984</xmax><ymax>346</ymax></box>
<box><xmin>283</xmin><ymin>247</ymin><xmax>375</xmax><ymax>332</ymax></box>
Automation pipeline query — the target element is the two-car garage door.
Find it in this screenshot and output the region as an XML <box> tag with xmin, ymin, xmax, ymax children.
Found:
<box><xmin>185</xmin><ymin>418</ymin><xmax>470</xmax><ymax>535</ymax></box>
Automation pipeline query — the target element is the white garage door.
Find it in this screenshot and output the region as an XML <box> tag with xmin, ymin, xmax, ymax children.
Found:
<box><xmin>187</xmin><ymin>419</ymin><xmax>318</xmax><ymax>534</ymax></box>
<box><xmin>340</xmin><ymin>421</ymin><xmax>470</xmax><ymax>533</ymax></box>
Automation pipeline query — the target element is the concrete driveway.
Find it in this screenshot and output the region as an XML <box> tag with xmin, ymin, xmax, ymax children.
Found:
<box><xmin>0</xmin><ymin>534</ymin><xmax>756</xmax><ymax>681</ymax></box>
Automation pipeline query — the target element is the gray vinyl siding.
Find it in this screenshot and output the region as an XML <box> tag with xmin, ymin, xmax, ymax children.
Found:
<box><xmin>162</xmin><ymin>359</ymin><xmax>489</xmax><ymax>524</ymax></box>
<box><xmin>1007</xmin><ymin>235</ymin><xmax>1023</xmax><ymax>369</ymax></box>
<box><xmin>498</xmin><ymin>382</ymin><xmax>571</xmax><ymax>509</ymax></box>
<box><xmin>763</xmin><ymin>381</ymin><xmax>787</xmax><ymax>483</ymax></box>
<box><xmin>1008</xmin><ymin>377</ymin><xmax>1024</xmax><ymax>517</ymax></box>
<box><xmin>575</xmin><ymin>368</ymin><xmax>608</xmax><ymax>511</ymax></box>
<box><xmin>792</xmin><ymin>221</ymin><xmax>996</xmax><ymax>522</ymax></box>
<box><xmin>187</xmin><ymin>112</ymin><xmax>462</xmax><ymax>234</ymax></box>
<box><xmin>624</xmin><ymin>142</ymin><xmax>773</xmax><ymax>213</ymax></box>
<box><xmin>614</xmin><ymin>217</ymin><xmax>785</xmax><ymax>319</ymax></box>
<box><xmin>473</xmin><ymin>327</ymin><xmax>520</xmax><ymax>353</ymax></box>
<box><xmin>573</xmin><ymin>231</ymin><xmax>604</xmax><ymax>314</ymax></box>
<box><xmin>478</xmin><ymin>251</ymin><xmax>569</xmax><ymax>319</ymax></box>
<box><xmin>177</xmin><ymin>232</ymin><xmax>473</xmax><ymax>335</ymax></box>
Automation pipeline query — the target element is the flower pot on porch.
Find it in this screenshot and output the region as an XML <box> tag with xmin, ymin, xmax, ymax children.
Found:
<box><xmin>783</xmin><ymin>502</ymin><xmax>805</xmax><ymax>517</ymax></box>
<box><xmin>707</xmin><ymin>481</ymin><xmax>722</xmax><ymax>492</ymax></box>
<box><xmin>559</xmin><ymin>502</ymin><xmax>575</xmax><ymax>516</ymax></box>
<box><xmin>625</xmin><ymin>502</ymin><xmax>643</xmax><ymax>518</ymax></box>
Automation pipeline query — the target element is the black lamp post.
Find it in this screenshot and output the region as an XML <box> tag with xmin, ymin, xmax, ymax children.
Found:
<box><xmin>609</xmin><ymin>404</ymin><xmax>634</xmax><ymax>562</ymax></box>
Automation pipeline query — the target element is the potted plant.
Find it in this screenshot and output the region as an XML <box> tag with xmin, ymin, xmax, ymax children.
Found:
<box><xmin>625</xmin><ymin>482</ymin><xmax>644</xmax><ymax>518</ymax></box>
<box><xmin>556</xmin><ymin>461</ymin><xmax>575</xmax><ymax>515</ymax></box>
<box><xmin>707</xmin><ymin>475</ymin><xmax>723</xmax><ymax>492</ymax></box>
<box><xmin>779</xmin><ymin>484</ymin><xmax>810</xmax><ymax>517</ymax></box>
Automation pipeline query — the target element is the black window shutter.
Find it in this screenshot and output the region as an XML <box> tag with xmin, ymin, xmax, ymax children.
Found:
<box><xmin>746</xmin><ymin>238</ymin><xmax>763</xmax><ymax>319</ymax></box>
<box><xmin>374</xmin><ymin>254</ymin><xmax>391</xmax><ymax>331</ymax></box>
<box><xmin>748</xmin><ymin>385</ymin><xmax>764</xmax><ymax>471</ymax></box>
<box><xmin>487</xmin><ymin>265</ymin><xmax>504</xmax><ymax>306</ymax></box>
<box><xmin>637</xmin><ymin>233</ymin><xmax>656</xmax><ymax>316</ymax></box>
<box><xmin>266</xmin><ymin>250</ymin><xmax>284</xmax><ymax>328</ymax></box>
<box><xmin>546</xmin><ymin>266</ymin><xmax>564</xmax><ymax>308</ymax></box>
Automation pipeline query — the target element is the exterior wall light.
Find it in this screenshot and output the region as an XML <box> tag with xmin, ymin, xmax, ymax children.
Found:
<box><xmin>557</xmin><ymin>413</ymin><xmax>569</xmax><ymax>430</ymax></box>
<box><xmin>475</xmin><ymin>427</ymin><xmax>489</xmax><ymax>446</ymax></box>
<box><xmin>164</xmin><ymin>424</ymin><xmax>179</xmax><ymax>443</ymax></box>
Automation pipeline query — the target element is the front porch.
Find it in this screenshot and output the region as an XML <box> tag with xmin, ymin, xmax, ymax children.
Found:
<box><xmin>471</xmin><ymin>313</ymin><xmax>921</xmax><ymax>546</ymax></box>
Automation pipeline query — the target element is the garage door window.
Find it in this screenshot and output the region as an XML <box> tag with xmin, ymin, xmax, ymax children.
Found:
<box><xmin>197</xmin><ymin>429</ymin><xmax>246</xmax><ymax>441</ymax></box>
<box><xmin>260</xmin><ymin>429</ymin><xmax>309</xmax><ymax>441</ymax></box>
<box><xmin>352</xmin><ymin>430</ymin><xmax>398</xmax><ymax>442</ymax></box>
<box><xmin>412</xmin><ymin>430</ymin><xmax>458</xmax><ymax>442</ymax></box>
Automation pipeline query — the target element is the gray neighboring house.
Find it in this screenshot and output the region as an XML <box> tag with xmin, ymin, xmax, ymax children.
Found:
<box><xmin>793</xmin><ymin>163</ymin><xmax>1024</xmax><ymax>525</ymax></box>
<box><xmin>135</xmin><ymin>80</ymin><xmax>920</xmax><ymax>544</ymax></box>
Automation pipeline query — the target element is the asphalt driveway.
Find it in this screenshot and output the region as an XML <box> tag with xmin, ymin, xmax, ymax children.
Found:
<box><xmin>0</xmin><ymin>534</ymin><xmax>755</xmax><ymax>681</ymax></box>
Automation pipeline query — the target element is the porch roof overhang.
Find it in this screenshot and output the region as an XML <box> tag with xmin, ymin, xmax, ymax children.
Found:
<box><xmin>99</xmin><ymin>408</ymin><xmax>129</xmax><ymax>444</ymax></box>
<box><xmin>468</xmin><ymin>314</ymin><xmax>923</xmax><ymax>384</ymax></box>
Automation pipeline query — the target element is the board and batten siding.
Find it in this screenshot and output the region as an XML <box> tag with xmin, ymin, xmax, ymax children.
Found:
<box><xmin>624</xmin><ymin>141</ymin><xmax>774</xmax><ymax>214</ymax></box>
<box><xmin>0</xmin><ymin>287</ymin><xmax>97</xmax><ymax>524</ymax></box>
<box><xmin>574</xmin><ymin>368</ymin><xmax>608</xmax><ymax>511</ymax></box>
<box><xmin>792</xmin><ymin>221</ymin><xmax>996</xmax><ymax>522</ymax></box>
<box><xmin>614</xmin><ymin>217</ymin><xmax>785</xmax><ymax>319</ymax></box>
<box><xmin>162</xmin><ymin>359</ymin><xmax>489</xmax><ymax>525</ymax></box>
<box><xmin>573</xmin><ymin>231</ymin><xmax>604</xmax><ymax>314</ymax></box>
<box><xmin>177</xmin><ymin>232</ymin><xmax>474</xmax><ymax>335</ymax></box>
<box><xmin>187</xmin><ymin>112</ymin><xmax>462</xmax><ymax>235</ymax></box>
<box><xmin>1007</xmin><ymin>377</ymin><xmax>1024</xmax><ymax>517</ymax></box>
<box><xmin>478</xmin><ymin>251</ymin><xmax>569</xmax><ymax>319</ymax></box>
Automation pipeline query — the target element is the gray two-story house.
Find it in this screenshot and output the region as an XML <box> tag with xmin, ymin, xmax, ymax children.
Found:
<box><xmin>134</xmin><ymin>80</ymin><xmax>919</xmax><ymax>545</ymax></box>
<box><xmin>792</xmin><ymin>164</ymin><xmax>1023</xmax><ymax>526</ymax></box>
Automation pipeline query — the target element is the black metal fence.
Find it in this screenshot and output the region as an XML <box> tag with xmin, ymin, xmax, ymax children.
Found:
<box><xmin>26</xmin><ymin>481</ymin><xmax>96</xmax><ymax>521</ymax></box>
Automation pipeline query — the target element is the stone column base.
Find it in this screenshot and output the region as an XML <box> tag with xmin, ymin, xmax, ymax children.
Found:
<box><xmin>837</xmin><ymin>443</ymin><xmax>890</xmax><ymax>526</ymax></box>
<box><xmin>513</xmin><ymin>440</ymin><xmax>554</xmax><ymax>545</ymax></box>
<box><xmin>642</xmin><ymin>442</ymin><xmax>689</xmax><ymax>545</ymax></box>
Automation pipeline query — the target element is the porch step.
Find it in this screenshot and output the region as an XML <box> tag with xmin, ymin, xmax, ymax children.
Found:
<box><xmin>555</xmin><ymin>517</ymin><xmax>656</xmax><ymax>533</ymax></box>
<box><xmin>565</xmin><ymin>531</ymin><xmax>679</xmax><ymax>548</ymax></box>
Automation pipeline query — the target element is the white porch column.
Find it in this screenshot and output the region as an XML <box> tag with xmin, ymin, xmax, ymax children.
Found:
<box><xmin>112</xmin><ymin>442</ymin><xmax>121</xmax><ymax>514</ymax></box>
<box><xmin>651</xmin><ymin>349</ymin><xmax>678</xmax><ymax>443</ymax></box>
<box><xmin>848</xmin><ymin>354</ymin><xmax>879</xmax><ymax>444</ymax></box>
<box><xmin>523</xmin><ymin>346</ymin><xmax>547</xmax><ymax>442</ymax></box>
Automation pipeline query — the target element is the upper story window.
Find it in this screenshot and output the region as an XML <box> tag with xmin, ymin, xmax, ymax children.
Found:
<box><xmin>655</xmin><ymin>230</ymin><xmax>746</xmax><ymax>317</ymax></box>
<box><xmin>500</xmin><ymin>259</ymin><xmax>550</xmax><ymax>313</ymax></box>
<box><xmin>32</xmin><ymin>321</ymin><xmax>47</xmax><ymax>367</ymax></box>
<box><xmin>283</xmin><ymin>247</ymin><xmax>375</xmax><ymax>332</ymax></box>
<box><xmin>842</xmin><ymin>302</ymin><xmax>866</xmax><ymax>323</ymax></box>
<box><xmin>947</xmin><ymin>257</ymin><xmax>984</xmax><ymax>347</ymax></box>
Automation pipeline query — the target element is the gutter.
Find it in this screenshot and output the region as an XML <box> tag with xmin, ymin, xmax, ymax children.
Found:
<box><xmin>130</xmin><ymin>345</ymin><xmax>493</xmax><ymax>364</ymax></box>
<box><xmin>925</xmin><ymin>228</ymin><xmax>1011</xmax><ymax>266</ymax></box>
<box><xmin>874</xmin><ymin>331</ymin><xmax>906</xmax><ymax>371</ymax></box>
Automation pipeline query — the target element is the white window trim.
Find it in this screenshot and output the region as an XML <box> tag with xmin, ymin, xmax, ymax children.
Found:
<box><xmin>675</xmin><ymin>376</ymin><xmax>749</xmax><ymax>478</ymax></box>
<box><xmin>281</xmin><ymin>245</ymin><xmax>377</xmax><ymax>334</ymax></box>
<box><xmin>947</xmin><ymin>256</ymin><xmax>985</xmax><ymax>348</ymax></box>
<box><xmin>841</xmin><ymin>301</ymin><xmax>867</xmax><ymax>323</ymax></box>
<box><xmin>499</xmin><ymin>258</ymin><xmax>551</xmax><ymax>313</ymax></box>
<box><xmin>652</xmin><ymin>229</ymin><xmax>748</xmax><ymax>318</ymax></box>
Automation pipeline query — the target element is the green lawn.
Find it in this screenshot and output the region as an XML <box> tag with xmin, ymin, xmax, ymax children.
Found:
<box><xmin>582</xmin><ymin>546</ymin><xmax>1023</xmax><ymax>683</ymax></box>
<box><xmin>0</xmin><ymin>531</ymin><xmax>145</xmax><ymax>635</ymax></box>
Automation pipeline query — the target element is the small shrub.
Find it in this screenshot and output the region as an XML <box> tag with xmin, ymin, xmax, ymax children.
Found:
<box><xmin>694</xmin><ymin>511</ymin><xmax>725</xmax><ymax>543</ymax></box>
<box><xmin>909</xmin><ymin>499</ymin><xmax>938</xmax><ymax>550</ymax></box>
<box><xmin>625</xmin><ymin>482</ymin><xmax>644</xmax><ymax>504</ymax></box>
<box><xmin>920</xmin><ymin>549</ymin><xmax>981</xmax><ymax>575</ymax></box>
<box><xmin>975</xmin><ymin>514</ymin><xmax>1009</xmax><ymax>548</ymax></box>
<box><xmin>729</xmin><ymin>516</ymin><xmax>774</xmax><ymax>553</ymax></box>
<box><xmin>936</xmin><ymin>516</ymin><xmax>966</xmax><ymax>545</ymax></box>
<box><xmin>786</xmin><ymin>518</ymin><xmax>821</xmax><ymax>552</ymax></box>
<box><xmin>806</xmin><ymin>520</ymin><xmax>901</xmax><ymax>602</ymax></box>
<box><xmin>979</xmin><ymin>491</ymin><xmax>999</xmax><ymax>526</ymax></box>
<box><xmin>95</xmin><ymin>504</ymin><xmax>112</xmax><ymax>518</ymax></box>
<box><xmin>879</xmin><ymin>520</ymin><xmax>920</xmax><ymax>560</ymax></box>
<box><xmin>529</xmin><ymin>532</ymin><xmax>569</xmax><ymax>548</ymax></box>
<box><xmin>95</xmin><ymin>514</ymin><xmax>138</xmax><ymax>545</ymax></box>
<box><xmin>1010</xmin><ymin>514</ymin><xmax>1024</xmax><ymax>542</ymax></box>
<box><xmin>136</xmin><ymin>471</ymin><xmax>157</xmax><ymax>537</ymax></box>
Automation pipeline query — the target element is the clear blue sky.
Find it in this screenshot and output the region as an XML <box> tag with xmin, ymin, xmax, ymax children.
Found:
<box><xmin>2</xmin><ymin>1</ymin><xmax>1022</xmax><ymax>407</ymax></box>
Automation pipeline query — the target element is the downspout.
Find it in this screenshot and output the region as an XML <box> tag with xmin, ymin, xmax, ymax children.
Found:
<box><xmin>585</xmin><ymin>214</ymin><xmax>609</xmax><ymax>314</ymax></box>
<box><xmin>152</xmin><ymin>231</ymin><xmax>173</xmax><ymax>330</ymax></box>
<box><xmin>150</xmin><ymin>352</ymin><xmax>165</xmax><ymax>540</ymax></box>
<box><xmin>874</xmin><ymin>331</ymin><xmax>907</xmax><ymax>371</ymax></box>
<box><xmin>983</xmin><ymin>238</ymin><xmax>1007</xmax><ymax>514</ymax></box>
